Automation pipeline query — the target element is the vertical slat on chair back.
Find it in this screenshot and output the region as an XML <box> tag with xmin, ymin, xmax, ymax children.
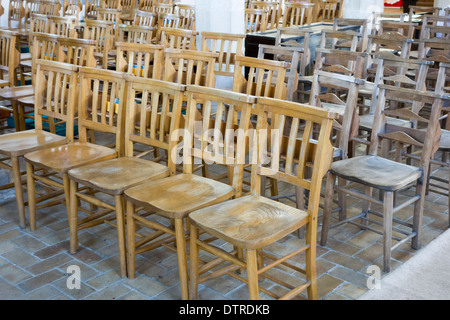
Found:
<box><xmin>118</xmin><ymin>25</ymin><xmax>155</xmax><ymax>44</ymax></box>
<box><xmin>57</xmin><ymin>37</ymin><xmax>97</xmax><ymax>68</ymax></box>
<box><xmin>183</xmin><ymin>85</ymin><xmax>255</xmax><ymax>196</ymax></box>
<box><xmin>33</xmin><ymin>60</ymin><xmax>79</xmax><ymax>142</ymax></box>
<box><xmin>163</xmin><ymin>49</ymin><xmax>218</xmax><ymax>87</ymax></box>
<box><xmin>176</xmin><ymin>4</ymin><xmax>195</xmax><ymax>30</ymax></box>
<box><xmin>78</xmin><ymin>67</ymin><xmax>127</xmax><ymax>154</ymax></box>
<box><xmin>124</xmin><ymin>77</ymin><xmax>185</xmax><ymax>175</ymax></box>
<box><xmin>252</xmin><ymin>97</ymin><xmax>337</xmax><ymax>218</ymax></box>
<box><xmin>232</xmin><ymin>55</ymin><xmax>288</xmax><ymax>100</ymax></box>
<box><xmin>86</xmin><ymin>0</ymin><xmax>101</xmax><ymax>19</ymax></box>
<box><xmin>200</xmin><ymin>32</ymin><xmax>245</xmax><ymax>78</ymax></box>
<box><xmin>160</xmin><ymin>28</ymin><xmax>198</xmax><ymax>50</ymax></box>
<box><xmin>83</xmin><ymin>19</ymin><xmax>114</xmax><ymax>68</ymax></box>
<box><xmin>115</xmin><ymin>42</ymin><xmax>164</xmax><ymax>79</ymax></box>
<box><xmin>49</xmin><ymin>16</ymin><xmax>77</xmax><ymax>38</ymax></box>
<box><xmin>0</xmin><ymin>30</ymin><xmax>20</xmax><ymax>87</ymax></box>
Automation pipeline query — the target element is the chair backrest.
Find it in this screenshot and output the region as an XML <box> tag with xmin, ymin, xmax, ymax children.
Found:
<box><xmin>139</xmin><ymin>0</ymin><xmax>154</xmax><ymax>11</ymax></box>
<box><xmin>124</xmin><ymin>77</ymin><xmax>185</xmax><ymax>175</ymax></box>
<box><xmin>156</xmin><ymin>13</ymin><xmax>181</xmax><ymax>41</ymax></box>
<box><xmin>118</xmin><ymin>25</ymin><xmax>155</xmax><ymax>44</ymax></box>
<box><xmin>176</xmin><ymin>4</ymin><xmax>195</xmax><ymax>30</ymax></box>
<box><xmin>366</xmin><ymin>34</ymin><xmax>414</xmax><ymax>59</ymax></box>
<box><xmin>200</xmin><ymin>32</ymin><xmax>246</xmax><ymax>78</ymax></box>
<box><xmin>29</xmin><ymin>14</ymin><xmax>50</xmax><ymax>46</ymax></box>
<box><xmin>371</xmin><ymin>12</ymin><xmax>408</xmax><ymax>35</ymax></box>
<box><xmin>378</xmin><ymin>21</ymin><xmax>417</xmax><ymax>40</ymax></box>
<box><xmin>275</xmin><ymin>27</ymin><xmax>311</xmax><ymax>75</ymax></box>
<box><xmin>419</xmin><ymin>15</ymin><xmax>450</xmax><ymax>40</ymax></box>
<box><xmin>49</xmin><ymin>15</ymin><xmax>77</xmax><ymax>38</ymax></box>
<box><xmin>30</xmin><ymin>33</ymin><xmax>60</xmax><ymax>84</ymax></box>
<box><xmin>77</xmin><ymin>67</ymin><xmax>127</xmax><ymax>155</ymax></box>
<box><xmin>57</xmin><ymin>37</ymin><xmax>97</xmax><ymax>68</ymax></box>
<box><xmin>282</xmin><ymin>2</ymin><xmax>315</xmax><ymax>27</ymax></box>
<box><xmin>250</xmin><ymin>1</ymin><xmax>281</xmax><ymax>30</ymax></box>
<box><xmin>101</xmin><ymin>0</ymin><xmax>122</xmax><ymax>9</ymax></box>
<box><xmin>319</xmin><ymin>30</ymin><xmax>361</xmax><ymax>52</ymax></box>
<box><xmin>121</xmin><ymin>0</ymin><xmax>136</xmax><ymax>13</ymax></box>
<box><xmin>62</xmin><ymin>0</ymin><xmax>82</xmax><ymax>19</ymax></box>
<box><xmin>257</xmin><ymin>44</ymin><xmax>302</xmax><ymax>102</ymax></box>
<box><xmin>232</xmin><ymin>55</ymin><xmax>288</xmax><ymax>100</ymax></box>
<box><xmin>409</xmin><ymin>5</ymin><xmax>441</xmax><ymax>23</ymax></box>
<box><xmin>160</xmin><ymin>27</ymin><xmax>198</xmax><ymax>50</ymax></box>
<box><xmin>34</xmin><ymin>60</ymin><xmax>79</xmax><ymax>142</ymax></box>
<box><xmin>333</xmin><ymin>18</ymin><xmax>369</xmax><ymax>52</ymax></box>
<box><xmin>320</xmin><ymin>0</ymin><xmax>341</xmax><ymax>22</ymax></box>
<box><xmin>0</xmin><ymin>30</ymin><xmax>20</xmax><ymax>87</ymax></box>
<box><xmin>24</xmin><ymin>0</ymin><xmax>42</xmax><ymax>27</ymax></box>
<box><xmin>97</xmin><ymin>8</ymin><xmax>121</xmax><ymax>27</ymax></box>
<box><xmin>82</xmin><ymin>19</ymin><xmax>114</xmax><ymax>69</ymax></box>
<box><xmin>368</xmin><ymin>84</ymin><xmax>449</xmax><ymax>173</ymax></box>
<box><xmin>86</xmin><ymin>0</ymin><xmax>101</xmax><ymax>19</ymax></box>
<box><xmin>133</xmin><ymin>10</ymin><xmax>158</xmax><ymax>27</ymax></box>
<box><xmin>163</xmin><ymin>49</ymin><xmax>218</xmax><ymax>87</ymax></box>
<box><xmin>152</xmin><ymin>3</ymin><xmax>174</xmax><ymax>14</ymax></box>
<box><xmin>8</xmin><ymin>0</ymin><xmax>25</xmax><ymax>29</ymax></box>
<box><xmin>245</xmin><ymin>8</ymin><xmax>268</xmax><ymax>33</ymax></box>
<box><xmin>183</xmin><ymin>85</ymin><xmax>255</xmax><ymax>195</ymax></box>
<box><xmin>39</xmin><ymin>0</ymin><xmax>62</xmax><ymax>16</ymax></box>
<box><xmin>115</xmin><ymin>42</ymin><xmax>164</xmax><ymax>79</ymax></box>
<box><xmin>252</xmin><ymin>97</ymin><xmax>337</xmax><ymax>224</ymax></box>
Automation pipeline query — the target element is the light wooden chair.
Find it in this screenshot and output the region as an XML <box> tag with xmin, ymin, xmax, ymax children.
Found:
<box><xmin>7</xmin><ymin>0</ymin><xmax>25</xmax><ymax>30</ymax></box>
<box><xmin>371</xmin><ymin>12</ymin><xmax>408</xmax><ymax>36</ymax></box>
<box><xmin>49</xmin><ymin>15</ymin><xmax>78</xmax><ymax>38</ymax></box>
<box><xmin>160</xmin><ymin>27</ymin><xmax>198</xmax><ymax>50</ymax></box>
<box><xmin>97</xmin><ymin>8</ymin><xmax>122</xmax><ymax>41</ymax></box>
<box><xmin>62</xmin><ymin>0</ymin><xmax>83</xmax><ymax>20</ymax></box>
<box><xmin>152</xmin><ymin>3</ymin><xmax>174</xmax><ymax>15</ymax></box>
<box><xmin>57</xmin><ymin>37</ymin><xmax>98</xmax><ymax>68</ymax></box>
<box><xmin>282</xmin><ymin>1</ymin><xmax>315</xmax><ymax>27</ymax></box>
<box><xmin>101</xmin><ymin>0</ymin><xmax>122</xmax><ymax>9</ymax></box>
<box><xmin>118</xmin><ymin>25</ymin><xmax>155</xmax><ymax>44</ymax></box>
<box><xmin>115</xmin><ymin>42</ymin><xmax>164</xmax><ymax>79</ymax></box>
<box><xmin>68</xmin><ymin>78</ymin><xmax>186</xmax><ymax>277</ymax></box>
<box><xmin>250</xmin><ymin>1</ymin><xmax>282</xmax><ymax>30</ymax></box>
<box><xmin>125</xmin><ymin>85</ymin><xmax>255</xmax><ymax>300</ymax></box>
<box><xmin>245</xmin><ymin>8</ymin><xmax>268</xmax><ymax>33</ymax></box>
<box><xmin>23</xmin><ymin>0</ymin><xmax>42</xmax><ymax>29</ymax></box>
<box><xmin>133</xmin><ymin>10</ymin><xmax>158</xmax><ymax>27</ymax></box>
<box><xmin>320</xmin><ymin>84</ymin><xmax>450</xmax><ymax>272</ymax></box>
<box><xmin>176</xmin><ymin>4</ymin><xmax>195</xmax><ymax>30</ymax></box>
<box><xmin>24</xmin><ymin>67</ymin><xmax>127</xmax><ymax>231</ymax></box>
<box><xmin>120</xmin><ymin>0</ymin><xmax>136</xmax><ymax>15</ymax></box>
<box><xmin>82</xmin><ymin>19</ymin><xmax>114</xmax><ymax>69</ymax></box>
<box><xmin>189</xmin><ymin>95</ymin><xmax>338</xmax><ymax>300</ymax></box>
<box><xmin>377</xmin><ymin>20</ymin><xmax>417</xmax><ymax>40</ymax></box>
<box><xmin>333</xmin><ymin>18</ymin><xmax>369</xmax><ymax>52</ymax></box>
<box><xmin>200</xmin><ymin>32</ymin><xmax>246</xmax><ymax>80</ymax></box>
<box><xmin>138</xmin><ymin>0</ymin><xmax>154</xmax><ymax>12</ymax></box>
<box><xmin>39</xmin><ymin>0</ymin><xmax>62</xmax><ymax>16</ymax></box>
<box><xmin>0</xmin><ymin>60</ymin><xmax>77</xmax><ymax>228</ymax></box>
<box><xmin>163</xmin><ymin>49</ymin><xmax>218</xmax><ymax>88</ymax></box>
<box><xmin>155</xmin><ymin>13</ymin><xmax>181</xmax><ymax>42</ymax></box>
<box><xmin>86</xmin><ymin>0</ymin><xmax>101</xmax><ymax>20</ymax></box>
<box><xmin>319</xmin><ymin>0</ymin><xmax>342</xmax><ymax>22</ymax></box>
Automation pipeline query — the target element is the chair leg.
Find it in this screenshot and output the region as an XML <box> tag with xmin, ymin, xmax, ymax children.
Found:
<box><xmin>69</xmin><ymin>179</ymin><xmax>79</xmax><ymax>254</ymax></box>
<box><xmin>126</xmin><ymin>200</ymin><xmax>136</xmax><ymax>279</ymax></box>
<box><xmin>320</xmin><ymin>172</ymin><xmax>336</xmax><ymax>246</ymax></box>
<box><xmin>383</xmin><ymin>191</ymin><xmax>394</xmax><ymax>273</ymax></box>
<box><xmin>115</xmin><ymin>195</ymin><xmax>127</xmax><ymax>278</ymax></box>
<box><xmin>189</xmin><ymin>223</ymin><xmax>199</xmax><ymax>300</ymax></box>
<box><xmin>246</xmin><ymin>249</ymin><xmax>260</xmax><ymax>300</ymax></box>
<box><xmin>12</xmin><ymin>156</ymin><xmax>26</xmax><ymax>228</ymax></box>
<box><xmin>412</xmin><ymin>183</ymin><xmax>426</xmax><ymax>250</ymax></box>
<box><xmin>337</xmin><ymin>177</ymin><xmax>347</xmax><ymax>221</ymax></box>
<box><xmin>25</xmin><ymin>161</ymin><xmax>36</xmax><ymax>230</ymax></box>
<box><xmin>62</xmin><ymin>174</ymin><xmax>71</xmax><ymax>220</ymax></box>
<box><xmin>175</xmin><ymin>218</ymin><xmax>189</xmax><ymax>300</ymax></box>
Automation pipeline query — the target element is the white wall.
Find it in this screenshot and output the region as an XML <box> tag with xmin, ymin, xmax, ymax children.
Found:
<box><xmin>435</xmin><ymin>0</ymin><xmax>450</xmax><ymax>8</ymax></box>
<box><xmin>1</xmin><ymin>0</ymin><xmax>8</xmax><ymax>27</ymax></box>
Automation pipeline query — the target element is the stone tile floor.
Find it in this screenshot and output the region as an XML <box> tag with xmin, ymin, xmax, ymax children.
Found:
<box><xmin>0</xmin><ymin>128</ymin><xmax>448</xmax><ymax>300</ymax></box>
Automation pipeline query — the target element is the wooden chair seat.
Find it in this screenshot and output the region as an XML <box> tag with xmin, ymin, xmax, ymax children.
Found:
<box><xmin>0</xmin><ymin>129</ymin><xmax>66</xmax><ymax>157</ymax></box>
<box><xmin>189</xmin><ymin>194</ymin><xmax>308</xmax><ymax>250</ymax></box>
<box><xmin>0</xmin><ymin>79</ymin><xmax>9</xmax><ymax>87</ymax></box>
<box><xmin>321</xmin><ymin>102</ymin><xmax>346</xmax><ymax>116</ymax></box>
<box><xmin>124</xmin><ymin>173</ymin><xmax>235</xmax><ymax>220</ymax></box>
<box><xmin>330</xmin><ymin>155</ymin><xmax>422</xmax><ymax>191</ymax></box>
<box><xmin>68</xmin><ymin>157</ymin><xmax>170</xmax><ymax>195</ymax></box>
<box><xmin>17</xmin><ymin>95</ymin><xmax>34</xmax><ymax>105</ymax></box>
<box><xmin>24</xmin><ymin>142</ymin><xmax>117</xmax><ymax>173</ymax></box>
<box><xmin>0</xmin><ymin>85</ymin><xmax>34</xmax><ymax>99</ymax></box>
<box><xmin>20</xmin><ymin>59</ymin><xmax>33</xmax><ymax>68</ymax></box>
<box><xmin>427</xmin><ymin>128</ymin><xmax>450</xmax><ymax>151</ymax></box>
<box><xmin>358</xmin><ymin>113</ymin><xmax>412</xmax><ymax>131</ymax></box>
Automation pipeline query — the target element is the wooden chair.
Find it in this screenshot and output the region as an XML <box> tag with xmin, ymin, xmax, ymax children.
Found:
<box><xmin>245</xmin><ymin>8</ymin><xmax>268</xmax><ymax>33</ymax></box>
<box><xmin>0</xmin><ymin>60</ymin><xmax>77</xmax><ymax>228</ymax></box>
<box><xmin>163</xmin><ymin>49</ymin><xmax>218</xmax><ymax>88</ymax></box>
<box><xmin>115</xmin><ymin>42</ymin><xmax>164</xmax><ymax>79</ymax></box>
<box><xmin>200</xmin><ymin>32</ymin><xmax>246</xmax><ymax>80</ymax></box>
<box><xmin>82</xmin><ymin>19</ymin><xmax>114</xmax><ymax>69</ymax></box>
<box><xmin>28</xmin><ymin>14</ymin><xmax>51</xmax><ymax>47</ymax></box>
<box><xmin>57</xmin><ymin>37</ymin><xmax>98</xmax><ymax>68</ymax></box>
<box><xmin>86</xmin><ymin>0</ymin><xmax>101</xmax><ymax>20</ymax></box>
<box><xmin>125</xmin><ymin>85</ymin><xmax>255</xmax><ymax>299</ymax></box>
<box><xmin>282</xmin><ymin>1</ymin><xmax>315</xmax><ymax>27</ymax></box>
<box><xmin>68</xmin><ymin>78</ymin><xmax>185</xmax><ymax>277</ymax></box>
<box><xmin>24</xmin><ymin>67</ymin><xmax>127</xmax><ymax>231</ymax></box>
<box><xmin>97</xmin><ymin>8</ymin><xmax>122</xmax><ymax>42</ymax></box>
<box><xmin>0</xmin><ymin>30</ymin><xmax>30</xmax><ymax>132</ymax></box>
<box><xmin>138</xmin><ymin>0</ymin><xmax>154</xmax><ymax>12</ymax></box>
<box><xmin>7</xmin><ymin>0</ymin><xmax>25</xmax><ymax>30</ymax></box>
<box><xmin>232</xmin><ymin>55</ymin><xmax>288</xmax><ymax>100</ymax></box>
<box><xmin>176</xmin><ymin>4</ymin><xmax>195</xmax><ymax>30</ymax></box>
<box><xmin>320</xmin><ymin>84</ymin><xmax>449</xmax><ymax>272</ymax></box>
<box><xmin>49</xmin><ymin>15</ymin><xmax>78</xmax><ymax>38</ymax></box>
<box><xmin>152</xmin><ymin>3</ymin><xmax>174</xmax><ymax>15</ymax></box>
<box><xmin>133</xmin><ymin>10</ymin><xmax>158</xmax><ymax>27</ymax></box>
<box><xmin>101</xmin><ymin>0</ymin><xmax>122</xmax><ymax>9</ymax></box>
<box><xmin>118</xmin><ymin>25</ymin><xmax>155</xmax><ymax>44</ymax></box>
<box><xmin>120</xmin><ymin>0</ymin><xmax>136</xmax><ymax>15</ymax></box>
<box><xmin>333</xmin><ymin>18</ymin><xmax>369</xmax><ymax>52</ymax></box>
<box><xmin>250</xmin><ymin>1</ymin><xmax>282</xmax><ymax>30</ymax></box>
<box><xmin>189</xmin><ymin>95</ymin><xmax>338</xmax><ymax>300</ymax></box>
<box><xmin>160</xmin><ymin>27</ymin><xmax>198</xmax><ymax>50</ymax></box>
<box><xmin>62</xmin><ymin>0</ymin><xmax>83</xmax><ymax>20</ymax></box>
<box><xmin>155</xmin><ymin>13</ymin><xmax>181</xmax><ymax>42</ymax></box>
<box><xmin>319</xmin><ymin>30</ymin><xmax>362</xmax><ymax>53</ymax></box>
<box><xmin>377</xmin><ymin>21</ymin><xmax>417</xmax><ymax>40</ymax></box>
<box><xmin>257</xmin><ymin>44</ymin><xmax>303</xmax><ymax>102</ymax></box>
<box><xmin>39</xmin><ymin>0</ymin><xmax>62</xmax><ymax>16</ymax></box>
<box><xmin>23</xmin><ymin>0</ymin><xmax>42</xmax><ymax>29</ymax></box>
<box><xmin>319</xmin><ymin>0</ymin><xmax>342</xmax><ymax>22</ymax></box>
<box><xmin>409</xmin><ymin>5</ymin><xmax>441</xmax><ymax>24</ymax></box>
<box><xmin>371</xmin><ymin>12</ymin><xmax>408</xmax><ymax>36</ymax></box>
